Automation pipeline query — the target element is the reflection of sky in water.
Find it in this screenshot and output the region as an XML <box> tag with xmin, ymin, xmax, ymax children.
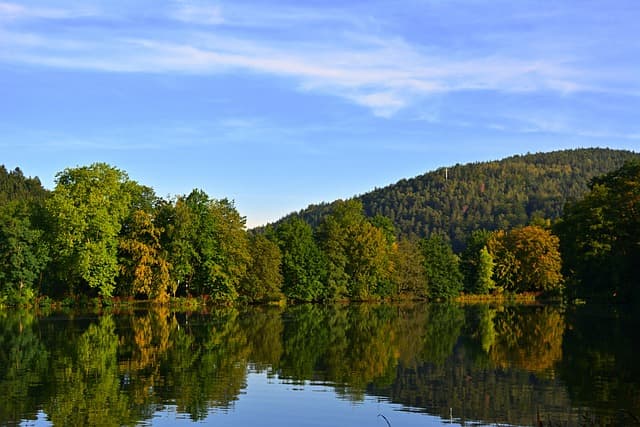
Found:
<box><xmin>19</xmin><ymin>371</ymin><xmax>459</xmax><ymax>426</ymax></box>
<box><xmin>144</xmin><ymin>371</ymin><xmax>452</xmax><ymax>427</ymax></box>
<box><xmin>19</xmin><ymin>411</ymin><xmax>50</xmax><ymax>427</ymax></box>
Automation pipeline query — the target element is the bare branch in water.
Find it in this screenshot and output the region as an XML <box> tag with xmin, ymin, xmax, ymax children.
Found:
<box><xmin>377</xmin><ymin>414</ymin><xmax>391</xmax><ymax>427</ymax></box>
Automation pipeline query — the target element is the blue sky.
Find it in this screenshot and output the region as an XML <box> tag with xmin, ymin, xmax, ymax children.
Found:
<box><xmin>1</xmin><ymin>0</ymin><xmax>639</xmax><ymax>227</ymax></box>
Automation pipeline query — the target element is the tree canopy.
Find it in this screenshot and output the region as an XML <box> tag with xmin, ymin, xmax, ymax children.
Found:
<box><xmin>556</xmin><ymin>160</ymin><xmax>640</xmax><ymax>302</ymax></box>
<box><xmin>487</xmin><ymin>225</ymin><xmax>563</xmax><ymax>294</ymax></box>
<box><xmin>46</xmin><ymin>163</ymin><xmax>133</xmax><ymax>297</ymax></box>
<box><xmin>0</xmin><ymin>150</ymin><xmax>637</xmax><ymax>305</ymax></box>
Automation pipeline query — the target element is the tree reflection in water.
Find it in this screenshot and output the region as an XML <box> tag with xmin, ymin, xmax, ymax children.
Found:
<box><xmin>0</xmin><ymin>303</ymin><xmax>638</xmax><ymax>426</ymax></box>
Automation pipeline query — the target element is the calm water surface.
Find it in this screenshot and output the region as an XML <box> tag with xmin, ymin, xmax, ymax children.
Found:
<box><xmin>1</xmin><ymin>303</ymin><xmax>639</xmax><ymax>426</ymax></box>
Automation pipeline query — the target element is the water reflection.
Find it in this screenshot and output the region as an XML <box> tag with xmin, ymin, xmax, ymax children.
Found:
<box><xmin>0</xmin><ymin>303</ymin><xmax>639</xmax><ymax>426</ymax></box>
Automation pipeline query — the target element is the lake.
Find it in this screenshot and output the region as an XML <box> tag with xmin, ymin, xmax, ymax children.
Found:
<box><xmin>1</xmin><ymin>303</ymin><xmax>639</xmax><ymax>426</ymax></box>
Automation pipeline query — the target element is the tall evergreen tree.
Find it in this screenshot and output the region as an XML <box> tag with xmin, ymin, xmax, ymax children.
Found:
<box><xmin>421</xmin><ymin>235</ymin><xmax>463</xmax><ymax>299</ymax></box>
<box><xmin>475</xmin><ymin>246</ymin><xmax>496</xmax><ymax>294</ymax></box>
<box><xmin>460</xmin><ymin>229</ymin><xmax>492</xmax><ymax>293</ymax></box>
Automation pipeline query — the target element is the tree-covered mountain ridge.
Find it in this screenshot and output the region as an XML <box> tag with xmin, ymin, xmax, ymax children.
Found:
<box><xmin>274</xmin><ymin>148</ymin><xmax>639</xmax><ymax>249</ymax></box>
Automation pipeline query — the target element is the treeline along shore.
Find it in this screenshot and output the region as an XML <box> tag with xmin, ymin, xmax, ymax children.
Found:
<box><xmin>0</xmin><ymin>148</ymin><xmax>639</xmax><ymax>306</ymax></box>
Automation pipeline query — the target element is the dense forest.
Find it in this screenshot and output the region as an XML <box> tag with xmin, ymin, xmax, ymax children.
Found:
<box><xmin>0</xmin><ymin>148</ymin><xmax>638</xmax><ymax>305</ymax></box>
<box><xmin>279</xmin><ymin>148</ymin><xmax>639</xmax><ymax>250</ymax></box>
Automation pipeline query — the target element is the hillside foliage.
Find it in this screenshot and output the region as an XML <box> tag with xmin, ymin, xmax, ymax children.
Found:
<box><xmin>281</xmin><ymin>148</ymin><xmax>639</xmax><ymax>250</ymax></box>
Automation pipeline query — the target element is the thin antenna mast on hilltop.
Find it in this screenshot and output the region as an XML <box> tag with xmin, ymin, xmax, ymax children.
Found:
<box><xmin>445</xmin><ymin>167</ymin><xmax>448</xmax><ymax>181</ymax></box>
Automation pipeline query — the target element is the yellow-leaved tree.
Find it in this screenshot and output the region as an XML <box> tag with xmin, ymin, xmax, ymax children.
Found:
<box><xmin>487</xmin><ymin>225</ymin><xmax>563</xmax><ymax>293</ymax></box>
<box><xmin>118</xmin><ymin>210</ymin><xmax>172</xmax><ymax>301</ymax></box>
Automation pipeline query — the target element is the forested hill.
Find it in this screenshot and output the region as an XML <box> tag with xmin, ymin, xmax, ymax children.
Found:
<box><xmin>0</xmin><ymin>165</ymin><xmax>48</xmax><ymax>204</ymax></box>
<box><xmin>275</xmin><ymin>148</ymin><xmax>640</xmax><ymax>249</ymax></box>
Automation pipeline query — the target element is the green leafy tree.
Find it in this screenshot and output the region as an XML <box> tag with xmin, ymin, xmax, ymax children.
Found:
<box><xmin>556</xmin><ymin>160</ymin><xmax>640</xmax><ymax>301</ymax></box>
<box><xmin>421</xmin><ymin>235</ymin><xmax>463</xmax><ymax>299</ymax></box>
<box><xmin>0</xmin><ymin>202</ymin><xmax>49</xmax><ymax>304</ymax></box>
<box><xmin>159</xmin><ymin>190</ymin><xmax>250</xmax><ymax>301</ymax></box>
<box><xmin>155</xmin><ymin>197</ymin><xmax>197</xmax><ymax>296</ymax></box>
<box><xmin>371</xmin><ymin>214</ymin><xmax>396</xmax><ymax>245</ymax></box>
<box><xmin>46</xmin><ymin>163</ymin><xmax>132</xmax><ymax>298</ymax></box>
<box><xmin>346</xmin><ymin>220</ymin><xmax>393</xmax><ymax>298</ymax></box>
<box><xmin>475</xmin><ymin>246</ymin><xmax>496</xmax><ymax>294</ymax></box>
<box><xmin>239</xmin><ymin>233</ymin><xmax>283</xmax><ymax>303</ymax></box>
<box><xmin>194</xmin><ymin>193</ymin><xmax>250</xmax><ymax>301</ymax></box>
<box><xmin>317</xmin><ymin>200</ymin><xmax>393</xmax><ymax>300</ymax></box>
<box><xmin>270</xmin><ymin>217</ymin><xmax>327</xmax><ymax>302</ymax></box>
<box><xmin>460</xmin><ymin>229</ymin><xmax>492</xmax><ymax>293</ymax></box>
<box><xmin>316</xmin><ymin>201</ymin><xmax>360</xmax><ymax>299</ymax></box>
<box><xmin>390</xmin><ymin>239</ymin><xmax>427</xmax><ymax>298</ymax></box>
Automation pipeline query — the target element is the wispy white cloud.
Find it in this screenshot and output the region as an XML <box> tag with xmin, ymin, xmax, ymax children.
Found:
<box><xmin>191</xmin><ymin>2</ymin><xmax>367</xmax><ymax>29</ymax></box>
<box><xmin>0</xmin><ymin>33</ymin><xmax>588</xmax><ymax>115</ymax></box>
<box><xmin>0</xmin><ymin>1</ymin><xmax>97</xmax><ymax>20</ymax></box>
<box><xmin>171</xmin><ymin>2</ymin><xmax>224</xmax><ymax>25</ymax></box>
<box><xmin>0</xmin><ymin>1</ymin><xmax>633</xmax><ymax>117</ymax></box>
<box><xmin>0</xmin><ymin>2</ymin><xmax>24</xmax><ymax>18</ymax></box>
<box><xmin>349</xmin><ymin>92</ymin><xmax>407</xmax><ymax>118</ymax></box>
<box><xmin>517</xmin><ymin>116</ymin><xmax>640</xmax><ymax>141</ymax></box>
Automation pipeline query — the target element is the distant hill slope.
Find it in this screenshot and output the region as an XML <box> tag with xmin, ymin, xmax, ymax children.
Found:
<box><xmin>273</xmin><ymin>148</ymin><xmax>640</xmax><ymax>250</ymax></box>
<box><xmin>0</xmin><ymin>165</ymin><xmax>48</xmax><ymax>204</ymax></box>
